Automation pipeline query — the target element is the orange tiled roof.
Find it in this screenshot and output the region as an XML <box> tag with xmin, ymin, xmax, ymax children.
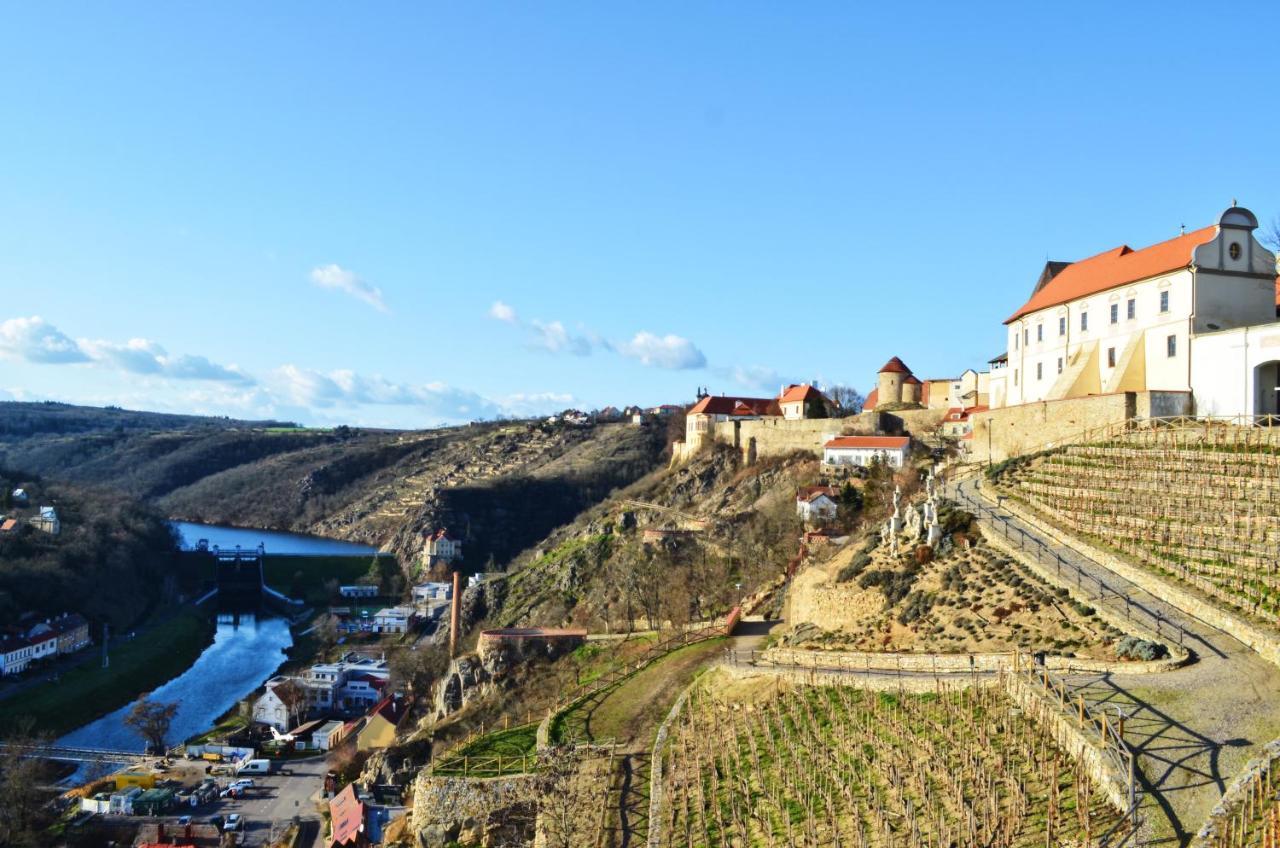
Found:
<box><xmin>1006</xmin><ymin>225</ymin><xmax>1217</xmax><ymax>323</ymax></box>
<box><xmin>778</xmin><ymin>384</ymin><xmax>827</xmax><ymax>404</ymax></box>
<box><xmin>687</xmin><ymin>395</ymin><xmax>780</xmax><ymax>417</ymax></box>
<box><xmin>329</xmin><ymin>784</ymin><xmax>364</xmax><ymax>847</ymax></box>
<box><xmin>824</xmin><ymin>436</ymin><xmax>910</xmax><ymax>450</ymax></box>
<box><xmin>863</xmin><ymin>388</ymin><xmax>878</xmax><ymax>410</ymax></box>
<box><xmin>878</xmin><ymin>357</ymin><xmax>911</xmax><ymax>374</ymax></box>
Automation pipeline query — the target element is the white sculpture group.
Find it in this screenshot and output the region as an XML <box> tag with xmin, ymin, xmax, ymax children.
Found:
<box><xmin>880</xmin><ymin>464</ymin><xmax>944</xmax><ymax>555</ymax></box>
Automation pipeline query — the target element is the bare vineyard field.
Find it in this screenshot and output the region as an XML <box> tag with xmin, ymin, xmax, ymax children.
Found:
<box><xmin>998</xmin><ymin>439</ymin><xmax>1280</xmax><ymax>625</ymax></box>
<box><xmin>658</xmin><ymin>679</ymin><xmax>1123</xmax><ymax>848</ymax></box>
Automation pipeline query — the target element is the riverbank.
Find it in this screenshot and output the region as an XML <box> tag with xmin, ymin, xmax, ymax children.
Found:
<box><xmin>0</xmin><ymin>608</ymin><xmax>214</xmax><ymax>738</ymax></box>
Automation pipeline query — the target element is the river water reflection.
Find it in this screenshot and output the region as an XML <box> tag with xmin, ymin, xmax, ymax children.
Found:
<box><xmin>171</xmin><ymin>521</ymin><xmax>378</xmax><ymax>557</ymax></box>
<box><xmin>60</xmin><ymin>614</ymin><xmax>293</xmax><ymax>752</ymax></box>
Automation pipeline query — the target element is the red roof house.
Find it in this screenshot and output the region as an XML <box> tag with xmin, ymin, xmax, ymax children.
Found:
<box><xmin>329</xmin><ymin>784</ymin><xmax>367</xmax><ymax>848</ymax></box>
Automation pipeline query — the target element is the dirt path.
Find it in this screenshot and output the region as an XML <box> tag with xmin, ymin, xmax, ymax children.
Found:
<box><xmin>952</xmin><ymin>476</ymin><xmax>1280</xmax><ymax>847</ymax></box>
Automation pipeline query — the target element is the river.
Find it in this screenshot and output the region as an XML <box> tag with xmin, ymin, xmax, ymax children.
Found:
<box><xmin>172</xmin><ymin>520</ymin><xmax>378</xmax><ymax>556</ymax></box>
<box><xmin>59</xmin><ymin>614</ymin><xmax>293</xmax><ymax>753</ymax></box>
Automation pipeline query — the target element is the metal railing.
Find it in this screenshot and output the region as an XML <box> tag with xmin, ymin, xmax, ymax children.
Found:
<box><xmin>956</xmin><ymin>483</ymin><xmax>1189</xmax><ymax>648</ymax></box>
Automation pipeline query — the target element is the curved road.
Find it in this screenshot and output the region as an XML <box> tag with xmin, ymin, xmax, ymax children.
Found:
<box><xmin>949</xmin><ymin>475</ymin><xmax>1280</xmax><ymax>847</ymax></box>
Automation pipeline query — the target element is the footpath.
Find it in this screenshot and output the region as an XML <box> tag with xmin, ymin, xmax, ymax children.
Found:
<box><xmin>951</xmin><ymin>476</ymin><xmax>1280</xmax><ymax>848</ymax></box>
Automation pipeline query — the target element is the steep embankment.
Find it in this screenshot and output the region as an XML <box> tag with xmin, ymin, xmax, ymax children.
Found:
<box><xmin>489</xmin><ymin>446</ymin><xmax>823</xmax><ymax>629</ymax></box>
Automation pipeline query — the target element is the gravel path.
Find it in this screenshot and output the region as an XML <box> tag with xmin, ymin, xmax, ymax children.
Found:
<box><xmin>952</xmin><ymin>476</ymin><xmax>1280</xmax><ymax>848</ymax></box>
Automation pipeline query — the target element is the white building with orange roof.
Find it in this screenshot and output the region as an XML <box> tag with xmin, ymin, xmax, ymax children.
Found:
<box><xmin>777</xmin><ymin>383</ymin><xmax>831</xmax><ymax>419</ymax></box>
<box><xmin>993</xmin><ymin>205</ymin><xmax>1278</xmax><ymax>410</ymax></box>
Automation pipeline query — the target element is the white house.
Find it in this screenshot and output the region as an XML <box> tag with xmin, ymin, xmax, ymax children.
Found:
<box><xmin>823</xmin><ymin>436</ymin><xmax>910</xmax><ymax>469</ymax></box>
<box><xmin>0</xmin><ymin>635</ymin><xmax>34</xmax><ymax>676</ymax></box>
<box><xmin>304</xmin><ymin>653</ymin><xmax>391</xmax><ymax>713</ymax></box>
<box><xmin>339</xmin><ymin>585</ymin><xmax>378</xmax><ymax>599</ymax></box>
<box><xmin>252</xmin><ymin>677</ymin><xmax>293</xmax><ymax>731</ymax></box>
<box><xmin>795</xmin><ymin>486</ymin><xmax>839</xmax><ymax>523</ymax></box>
<box><xmin>424</xmin><ymin>529</ymin><xmax>462</xmax><ymax>566</ymax></box>
<box><xmin>30</xmin><ymin>506</ymin><xmax>60</xmax><ymax>535</ymax></box>
<box><xmin>372</xmin><ymin>606</ymin><xmax>413</xmax><ymax>634</ymax></box>
<box><xmin>24</xmin><ymin>624</ymin><xmax>58</xmax><ymax>660</ymax></box>
<box><xmin>778</xmin><ymin>384</ymin><xmax>830</xmax><ymax>420</ymax></box>
<box><xmin>995</xmin><ymin>206</ymin><xmax>1277</xmax><ymax>410</ymax></box>
<box><xmin>412</xmin><ymin>582</ymin><xmax>452</xmax><ymax>603</ymax></box>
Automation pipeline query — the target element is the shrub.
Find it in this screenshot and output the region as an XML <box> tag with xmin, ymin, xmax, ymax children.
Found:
<box><xmin>1115</xmin><ymin>636</ymin><xmax>1169</xmax><ymax>661</ymax></box>
<box><xmin>1071</xmin><ymin>601</ymin><xmax>1095</xmax><ymax>617</ymax></box>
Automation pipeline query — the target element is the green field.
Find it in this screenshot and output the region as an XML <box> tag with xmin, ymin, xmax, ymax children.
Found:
<box><xmin>261</xmin><ymin>553</ymin><xmax>398</xmax><ymax>605</ymax></box>
<box><xmin>0</xmin><ymin>608</ymin><xmax>214</xmax><ymax>737</ymax></box>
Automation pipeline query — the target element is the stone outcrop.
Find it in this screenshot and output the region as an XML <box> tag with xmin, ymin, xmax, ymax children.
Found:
<box><xmin>410</xmin><ymin>773</ymin><xmax>538</xmax><ymax>848</ymax></box>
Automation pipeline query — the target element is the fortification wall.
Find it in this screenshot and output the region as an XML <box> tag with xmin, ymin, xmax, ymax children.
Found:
<box><xmin>703</xmin><ymin>408</ymin><xmax>947</xmax><ymax>462</ymax></box>
<box><xmin>972</xmin><ymin>391</ymin><xmax>1192</xmax><ymax>463</ymax></box>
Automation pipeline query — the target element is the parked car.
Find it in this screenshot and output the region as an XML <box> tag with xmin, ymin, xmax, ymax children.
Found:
<box><xmin>177</xmin><ymin>816</ymin><xmax>191</xmax><ymax>826</ymax></box>
<box><xmin>224</xmin><ymin>814</ymin><xmax>243</xmax><ymax>832</ymax></box>
<box><xmin>230</xmin><ymin>778</ymin><xmax>255</xmax><ymax>789</ymax></box>
<box><xmin>207</xmin><ymin>815</ymin><xmax>225</xmax><ymax>829</ymax></box>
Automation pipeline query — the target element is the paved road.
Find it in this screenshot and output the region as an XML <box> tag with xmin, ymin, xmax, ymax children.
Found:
<box><xmin>211</xmin><ymin>757</ymin><xmax>328</xmax><ymax>846</ymax></box>
<box><xmin>951</xmin><ymin>475</ymin><xmax>1280</xmax><ymax>848</ymax></box>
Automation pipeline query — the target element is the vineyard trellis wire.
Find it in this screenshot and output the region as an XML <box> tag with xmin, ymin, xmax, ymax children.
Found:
<box><xmin>983</xmin><ymin>429</ymin><xmax>1280</xmax><ymax>625</ymax></box>
<box><xmin>654</xmin><ymin>674</ymin><xmax>1138</xmax><ymax>848</ymax></box>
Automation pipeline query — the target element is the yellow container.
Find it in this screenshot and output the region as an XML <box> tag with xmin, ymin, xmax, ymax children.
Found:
<box><xmin>201</xmin><ymin>752</ymin><xmax>223</xmax><ymax>762</ymax></box>
<box><xmin>113</xmin><ymin>772</ymin><xmax>156</xmax><ymax>790</ymax></box>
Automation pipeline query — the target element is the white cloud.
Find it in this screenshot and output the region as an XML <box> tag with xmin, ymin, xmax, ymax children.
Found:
<box><xmin>725</xmin><ymin>364</ymin><xmax>786</xmax><ymax>393</ymax></box>
<box><xmin>0</xmin><ymin>316</ymin><xmax>90</xmax><ymax>364</ymax></box>
<box><xmin>500</xmin><ymin>391</ymin><xmax>576</xmax><ymax>417</ymax></box>
<box><xmin>529</xmin><ymin>320</ymin><xmax>596</xmax><ymax>356</ymax></box>
<box><xmin>272</xmin><ymin>365</ymin><xmax>505</xmax><ymax>422</ymax></box>
<box><xmin>618</xmin><ymin>331</ymin><xmax>707</xmax><ymax>370</ymax></box>
<box><xmin>79</xmin><ymin>337</ymin><xmax>254</xmax><ymax>385</ymax></box>
<box><xmin>488</xmin><ymin>300</ymin><xmax>517</xmax><ymax>323</ymax></box>
<box><xmin>309</xmin><ymin>264</ymin><xmax>389</xmax><ymax>313</ymax></box>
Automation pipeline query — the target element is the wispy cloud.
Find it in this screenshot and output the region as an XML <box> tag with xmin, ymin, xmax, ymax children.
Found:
<box><xmin>79</xmin><ymin>338</ymin><xmax>254</xmax><ymax>385</ymax></box>
<box><xmin>618</xmin><ymin>332</ymin><xmax>706</xmax><ymax>370</ymax></box>
<box><xmin>528</xmin><ymin>320</ymin><xmax>597</xmax><ymax>356</ymax></box>
<box><xmin>488</xmin><ymin>300</ymin><xmax>518</xmax><ymax>323</ymax></box>
<box><xmin>309</xmin><ymin>264</ymin><xmax>389</xmax><ymax>313</ymax></box>
<box><xmin>490</xmin><ymin>302</ymin><xmax>706</xmax><ymax>371</ymax></box>
<box><xmin>723</xmin><ymin>364</ymin><xmax>786</xmax><ymax>394</ymax></box>
<box><xmin>0</xmin><ymin>316</ymin><xmax>90</xmax><ymax>364</ymax></box>
<box><xmin>272</xmin><ymin>365</ymin><xmax>511</xmax><ymax>421</ymax></box>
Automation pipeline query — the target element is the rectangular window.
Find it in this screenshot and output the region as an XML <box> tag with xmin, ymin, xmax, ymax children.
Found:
<box><xmin>1059</xmin><ymin>316</ymin><xmax>1066</xmax><ymax>336</ymax></box>
<box><xmin>1014</xmin><ymin>333</ymin><xmax>1019</xmax><ymax>350</ymax></box>
<box><xmin>1024</xmin><ymin>329</ymin><xmax>1029</xmax><ymax>345</ymax></box>
<box><xmin>1160</xmin><ymin>291</ymin><xmax>1169</xmax><ymax>313</ymax></box>
<box><xmin>1014</xmin><ymin>369</ymin><xmax>1018</xmax><ymax>386</ymax></box>
<box><xmin>1167</xmin><ymin>334</ymin><xmax>1177</xmax><ymax>357</ymax></box>
<box><xmin>1107</xmin><ymin>347</ymin><xmax>1116</xmax><ymax>368</ymax></box>
<box><xmin>1110</xmin><ymin>304</ymin><xmax>1118</xmax><ymax>324</ymax></box>
<box><xmin>1036</xmin><ymin>362</ymin><xmax>1042</xmax><ymax>380</ymax></box>
<box><xmin>1127</xmin><ymin>298</ymin><xmax>1135</xmax><ymax>320</ymax></box>
<box><xmin>1081</xmin><ymin>312</ymin><xmax>1089</xmax><ymax>331</ymax></box>
<box><xmin>1057</xmin><ymin>357</ymin><xmax>1063</xmax><ymax>374</ymax></box>
<box><xmin>1037</xmin><ymin>324</ymin><xmax>1043</xmax><ymax>342</ymax></box>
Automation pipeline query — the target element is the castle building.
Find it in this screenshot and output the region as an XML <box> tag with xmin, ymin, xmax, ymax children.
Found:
<box><xmin>777</xmin><ymin>384</ymin><xmax>832</xmax><ymax>420</ymax></box>
<box><xmin>423</xmin><ymin>529</ymin><xmax>462</xmax><ymax>568</ymax></box>
<box><xmin>990</xmin><ymin>206</ymin><xmax>1279</xmax><ymax>410</ymax></box>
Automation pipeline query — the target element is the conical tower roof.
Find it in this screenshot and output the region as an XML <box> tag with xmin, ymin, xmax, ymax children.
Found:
<box><xmin>878</xmin><ymin>356</ymin><xmax>911</xmax><ymax>374</ymax></box>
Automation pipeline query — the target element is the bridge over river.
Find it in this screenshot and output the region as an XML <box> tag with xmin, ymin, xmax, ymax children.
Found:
<box><xmin>0</xmin><ymin>742</ymin><xmax>143</xmax><ymax>766</ymax></box>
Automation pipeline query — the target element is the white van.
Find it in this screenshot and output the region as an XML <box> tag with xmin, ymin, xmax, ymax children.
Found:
<box><xmin>235</xmin><ymin>758</ymin><xmax>272</xmax><ymax>775</ymax></box>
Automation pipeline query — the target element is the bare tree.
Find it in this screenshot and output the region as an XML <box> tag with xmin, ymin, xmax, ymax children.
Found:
<box><xmin>1263</xmin><ymin>217</ymin><xmax>1280</xmax><ymax>253</ymax></box>
<box><xmin>125</xmin><ymin>697</ymin><xmax>179</xmax><ymax>754</ymax></box>
<box><xmin>272</xmin><ymin>679</ymin><xmax>308</xmax><ymax>730</ymax></box>
<box><xmin>0</xmin><ymin>719</ymin><xmax>56</xmax><ymax>846</ymax></box>
<box><xmin>388</xmin><ymin>643</ymin><xmax>449</xmax><ymax>696</ymax></box>
<box><xmin>826</xmin><ymin>385</ymin><xmax>866</xmax><ymax>416</ymax></box>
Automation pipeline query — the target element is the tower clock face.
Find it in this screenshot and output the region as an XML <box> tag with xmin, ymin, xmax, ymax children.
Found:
<box><xmin>1229</xmin><ymin>241</ymin><xmax>1242</xmax><ymax>260</ymax></box>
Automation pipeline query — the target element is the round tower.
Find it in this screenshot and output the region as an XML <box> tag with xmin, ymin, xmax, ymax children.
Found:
<box><xmin>877</xmin><ymin>357</ymin><xmax>912</xmax><ymax>406</ymax></box>
<box><xmin>902</xmin><ymin>374</ymin><xmax>922</xmax><ymax>405</ymax></box>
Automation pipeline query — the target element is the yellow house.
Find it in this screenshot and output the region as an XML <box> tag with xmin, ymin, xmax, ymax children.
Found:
<box><xmin>356</xmin><ymin>697</ymin><xmax>406</xmax><ymax>751</ymax></box>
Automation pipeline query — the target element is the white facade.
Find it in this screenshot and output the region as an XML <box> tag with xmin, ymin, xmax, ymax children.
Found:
<box><xmin>1191</xmin><ymin>324</ymin><xmax>1280</xmax><ymax>417</ymax></box>
<box><xmin>253</xmin><ymin>679</ymin><xmax>291</xmax><ymax>731</ymax></box>
<box><xmin>796</xmin><ymin>493</ymin><xmax>838</xmax><ymax>522</ymax></box>
<box><xmin>822</xmin><ymin>438</ymin><xmax>909</xmax><ymax>468</ymax></box>
<box><xmin>339</xmin><ymin>585</ymin><xmax>378</xmax><ymax>599</ymax></box>
<box><xmin>31</xmin><ymin>506</ymin><xmax>60</xmax><ymax>535</ymax></box>
<box><xmin>373</xmin><ymin>606</ymin><xmax>412</xmax><ymax>633</ymax></box>
<box><xmin>0</xmin><ymin>639</ymin><xmax>34</xmax><ymax>675</ymax></box>
<box><xmin>998</xmin><ymin>208</ymin><xmax>1277</xmax><ymax>409</ymax></box>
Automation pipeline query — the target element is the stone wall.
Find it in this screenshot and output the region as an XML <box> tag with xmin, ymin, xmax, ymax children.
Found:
<box><xmin>702</xmin><ymin>408</ymin><xmax>948</xmax><ymax>463</ymax></box>
<box><xmin>972</xmin><ymin>391</ymin><xmax>1191</xmax><ymax>463</ymax></box>
<box><xmin>410</xmin><ymin>773</ymin><xmax>539</xmax><ymax>848</ymax></box>
<box><xmin>760</xmin><ymin>645</ymin><xmax>1185</xmax><ymax>676</ymax></box>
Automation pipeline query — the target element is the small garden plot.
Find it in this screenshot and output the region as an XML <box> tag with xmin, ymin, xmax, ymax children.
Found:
<box><xmin>787</xmin><ymin>532</ymin><xmax>1149</xmax><ymax>660</ymax></box>
<box><xmin>659</xmin><ymin>677</ymin><xmax>1123</xmax><ymax>848</ymax></box>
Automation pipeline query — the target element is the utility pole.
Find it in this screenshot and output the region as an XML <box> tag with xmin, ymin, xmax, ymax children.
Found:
<box><xmin>102</xmin><ymin>622</ymin><xmax>110</xmax><ymax>669</ymax></box>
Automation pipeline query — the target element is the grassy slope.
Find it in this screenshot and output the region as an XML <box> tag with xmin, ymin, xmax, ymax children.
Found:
<box><xmin>0</xmin><ymin>609</ymin><xmax>214</xmax><ymax>737</ymax></box>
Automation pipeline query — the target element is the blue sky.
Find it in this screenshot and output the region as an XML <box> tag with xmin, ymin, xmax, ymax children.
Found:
<box><xmin>1</xmin><ymin>4</ymin><xmax>1278</xmax><ymax>427</ymax></box>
